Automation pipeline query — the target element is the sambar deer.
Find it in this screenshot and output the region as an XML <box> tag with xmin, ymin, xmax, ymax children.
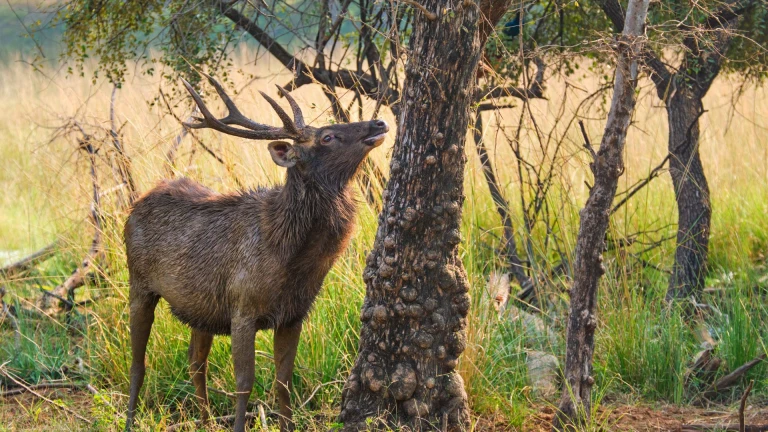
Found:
<box><xmin>124</xmin><ymin>73</ymin><xmax>388</xmax><ymax>431</ymax></box>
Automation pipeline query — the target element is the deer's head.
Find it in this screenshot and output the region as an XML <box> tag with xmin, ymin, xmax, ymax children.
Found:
<box><xmin>182</xmin><ymin>74</ymin><xmax>388</xmax><ymax>186</ymax></box>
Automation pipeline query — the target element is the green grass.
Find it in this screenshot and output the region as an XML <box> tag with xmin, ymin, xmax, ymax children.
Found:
<box><xmin>1</xmin><ymin>53</ymin><xmax>767</xmax><ymax>430</ymax></box>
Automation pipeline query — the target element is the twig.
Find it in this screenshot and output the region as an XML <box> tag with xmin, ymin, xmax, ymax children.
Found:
<box><xmin>629</xmin><ymin>253</ymin><xmax>672</xmax><ymax>274</ymax></box>
<box><xmin>37</xmin><ymin>137</ymin><xmax>104</xmax><ymax>314</ymax></box>
<box><xmin>681</xmin><ymin>425</ymin><xmax>768</xmax><ymax>432</ymax></box>
<box><xmin>0</xmin><ymin>368</ymin><xmax>92</xmax><ymax>424</ymax></box>
<box><xmin>472</xmin><ymin>112</ymin><xmax>534</xmax><ymax>307</ymax></box>
<box><xmin>183</xmin><ymin>380</ymin><xmax>236</xmax><ymax>399</ymax></box>
<box><xmin>477</xmin><ymin>102</ymin><xmax>515</xmax><ymax>112</ymax></box>
<box><xmin>298</xmin><ymin>379</ymin><xmax>344</xmax><ymax>410</ymax></box>
<box><xmin>39</xmin><ymin>287</ymin><xmax>75</xmax><ymax>308</ymax></box>
<box><xmin>399</xmin><ymin>0</ymin><xmax>437</xmax><ymax>20</ymax></box>
<box><xmin>258</xmin><ymin>404</ymin><xmax>267</xmax><ymax>431</ymax></box>
<box><xmin>611</xmin><ymin>154</ymin><xmax>670</xmax><ymax>214</ymax></box>
<box><xmin>109</xmin><ymin>85</ymin><xmax>137</xmax><ymax>204</ymax></box>
<box><xmin>740</xmin><ymin>380</ymin><xmax>754</xmax><ymax>432</ymax></box>
<box><xmin>166</xmin><ymin>410</ymin><xmax>265</xmax><ymax>431</ymax></box>
<box><xmin>578</xmin><ymin>120</ymin><xmax>597</xmax><ymax>162</ymax></box>
<box><xmin>0</xmin><ymin>292</ymin><xmax>21</xmax><ymax>361</ymax></box>
<box><xmin>1</xmin><ymin>382</ymin><xmax>85</xmax><ymax>397</ymax></box>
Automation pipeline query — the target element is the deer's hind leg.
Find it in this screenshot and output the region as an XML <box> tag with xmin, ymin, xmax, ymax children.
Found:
<box><xmin>125</xmin><ymin>285</ymin><xmax>159</xmax><ymax>431</ymax></box>
<box><xmin>188</xmin><ymin>329</ymin><xmax>214</xmax><ymax>421</ymax></box>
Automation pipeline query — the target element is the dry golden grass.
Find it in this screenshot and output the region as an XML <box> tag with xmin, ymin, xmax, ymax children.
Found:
<box><xmin>1</xmin><ymin>55</ymin><xmax>767</xmax><ymax>431</ymax></box>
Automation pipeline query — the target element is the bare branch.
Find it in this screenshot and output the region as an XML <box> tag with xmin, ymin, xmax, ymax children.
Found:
<box><xmin>398</xmin><ymin>0</ymin><xmax>437</xmax><ymax>21</ymax></box>
<box><xmin>611</xmin><ymin>154</ymin><xmax>670</xmax><ymax>214</ymax></box>
<box><xmin>694</xmin><ymin>353</ymin><xmax>766</xmax><ymax>405</ymax></box>
<box><xmin>0</xmin><ymin>243</ymin><xmax>57</xmax><ymax>276</ymax></box>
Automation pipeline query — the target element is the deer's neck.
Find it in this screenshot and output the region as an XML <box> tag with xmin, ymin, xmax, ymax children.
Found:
<box><xmin>262</xmin><ymin>169</ymin><xmax>357</xmax><ymax>260</ymax></box>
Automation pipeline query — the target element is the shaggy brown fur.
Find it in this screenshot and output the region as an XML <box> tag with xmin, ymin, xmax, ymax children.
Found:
<box><xmin>123</xmin><ymin>81</ymin><xmax>388</xmax><ymax>432</ymax></box>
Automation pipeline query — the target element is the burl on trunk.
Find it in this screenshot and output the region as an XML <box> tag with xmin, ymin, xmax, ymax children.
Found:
<box><xmin>339</xmin><ymin>1</ymin><xmax>512</xmax><ymax>430</ymax></box>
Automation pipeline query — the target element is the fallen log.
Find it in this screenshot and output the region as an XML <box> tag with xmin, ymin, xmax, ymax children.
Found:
<box><xmin>694</xmin><ymin>353</ymin><xmax>767</xmax><ymax>405</ymax></box>
<box><xmin>0</xmin><ymin>242</ymin><xmax>57</xmax><ymax>276</ymax></box>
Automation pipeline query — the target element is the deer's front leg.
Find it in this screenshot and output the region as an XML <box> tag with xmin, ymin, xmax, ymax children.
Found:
<box><xmin>274</xmin><ymin>322</ymin><xmax>302</xmax><ymax>432</ymax></box>
<box><xmin>231</xmin><ymin>317</ymin><xmax>256</xmax><ymax>432</ymax></box>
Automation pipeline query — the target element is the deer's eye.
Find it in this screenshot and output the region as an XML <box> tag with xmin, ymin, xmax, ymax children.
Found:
<box><xmin>322</xmin><ymin>134</ymin><xmax>334</xmax><ymax>143</ymax></box>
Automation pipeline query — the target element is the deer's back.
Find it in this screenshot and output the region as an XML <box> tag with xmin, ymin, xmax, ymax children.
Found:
<box><xmin>124</xmin><ymin>178</ymin><xmax>277</xmax><ymax>333</ymax></box>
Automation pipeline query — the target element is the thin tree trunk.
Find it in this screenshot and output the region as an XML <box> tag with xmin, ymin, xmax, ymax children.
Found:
<box><xmin>652</xmin><ymin>3</ymin><xmax>736</xmax><ymax>301</ymax></box>
<box><xmin>665</xmin><ymin>92</ymin><xmax>711</xmax><ymax>302</ymax></box>
<box><xmin>339</xmin><ymin>1</ymin><xmax>511</xmax><ymax>430</ymax></box>
<box><xmin>553</xmin><ymin>1</ymin><xmax>649</xmax><ymax>429</ymax></box>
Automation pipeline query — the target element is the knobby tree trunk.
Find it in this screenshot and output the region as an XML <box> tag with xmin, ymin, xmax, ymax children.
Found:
<box><xmin>665</xmin><ymin>92</ymin><xmax>711</xmax><ymax>302</ymax></box>
<box><xmin>553</xmin><ymin>1</ymin><xmax>649</xmax><ymax>429</ymax></box>
<box><xmin>339</xmin><ymin>1</ymin><xmax>510</xmax><ymax>430</ymax></box>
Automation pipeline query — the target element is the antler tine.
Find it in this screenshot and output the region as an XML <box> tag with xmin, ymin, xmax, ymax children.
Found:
<box><xmin>181</xmin><ymin>78</ymin><xmax>221</xmax><ymax>130</ymax></box>
<box><xmin>259</xmin><ymin>91</ymin><xmax>300</xmax><ymax>135</ymax></box>
<box><xmin>180</xmin><ymin>78</ymin><xmax>296</xmax><ymax>141</ymax></box>
<box><xmin>198</xmin><ymin>72</ymin><xmax>268</xmax><ymax>131</ymax></box>
<box><xmin>275</xmin><ymin>85</ymin><xmax>306</xmax><ymax>129</ymax></box>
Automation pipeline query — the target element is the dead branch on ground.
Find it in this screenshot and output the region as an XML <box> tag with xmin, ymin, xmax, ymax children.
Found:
<box><xmin>681</xmin><ymin>425</ymin><xmax>768</xmax><ymax>431</ymax></box>
<box><xmin>0</xmin><ymin>242</ymin><xmax>58</xmax><ymax>277</ymax></box>
<box><xmin>0</xmin><ymin>366</ymin><xmax>92</xmax><ymax>424</ymax></box>
<box><xmin>694</xmin><ymin>353</ymin><xmax>767</xmax><ymax>405</ymax></box>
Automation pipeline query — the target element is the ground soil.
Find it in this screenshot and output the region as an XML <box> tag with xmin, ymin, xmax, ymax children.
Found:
<box><xmin>475</xmin><ymin>402</ymin><xmax>768</xmax><ymax>431</ymax></box>
<box><xmin>2</xmin><ymin>388</ymin><xmax>768</xmax><ymax>431</ymax></box>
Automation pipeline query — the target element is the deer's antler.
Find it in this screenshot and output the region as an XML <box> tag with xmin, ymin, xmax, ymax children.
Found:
<box><xmin>181</xmin><ymin>73</ymin><xmax>309</xmax><ymax>141</ymax></box>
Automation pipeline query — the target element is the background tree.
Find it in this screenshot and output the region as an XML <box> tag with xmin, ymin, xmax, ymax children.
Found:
<box><xmin>56</xmin><ymin>0</ymin><xmax>403</xmax><ymax>112</ymax></box>
<box><xmin>552</xmin><ymin>0</ymin><xmax>650</xmax><ymax>428</ymax></box>
<box><xmin>598</xmin><ymin>0</ymin><xmax>768</xmax><ymax>301</ymax></box>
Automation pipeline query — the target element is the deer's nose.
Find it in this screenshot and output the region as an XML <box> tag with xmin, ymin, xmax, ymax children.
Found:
<box><xmin>374</xmin><ymin>120</ymin><xmax>389</xmax><ymax>132</ymax></box>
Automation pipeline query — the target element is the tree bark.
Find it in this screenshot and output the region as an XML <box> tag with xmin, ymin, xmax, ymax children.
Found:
<box><xmin>649</xmin><ymin>3</ymin><xmax>737</xmax><ymax>301</ymax></box>
<box><xmin>339</xmin><ymin>1</ymin><xmax>511</xmax><ymax>430</ymax></box>
<box><xmin>553</xmin><ymin>1</ymin><xmax>649</xmax><ymax>429</ymax></box>
<box><xmin>665</xmin><ymin>92</ymin><xmax>711</xmax><ymax>301</ymax></box>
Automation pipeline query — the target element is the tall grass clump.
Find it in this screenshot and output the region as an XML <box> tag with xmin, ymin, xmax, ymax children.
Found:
<box><xmin>599</xmin><ymin>294</ymin><xmax>694</xmax><ymax>403</ymax></box>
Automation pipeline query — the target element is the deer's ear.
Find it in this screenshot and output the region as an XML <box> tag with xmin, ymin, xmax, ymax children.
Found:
<box><xmin>268</xmin><ymin>141</ymin><xmax>297</xmax><ymax>168</ymax></box>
